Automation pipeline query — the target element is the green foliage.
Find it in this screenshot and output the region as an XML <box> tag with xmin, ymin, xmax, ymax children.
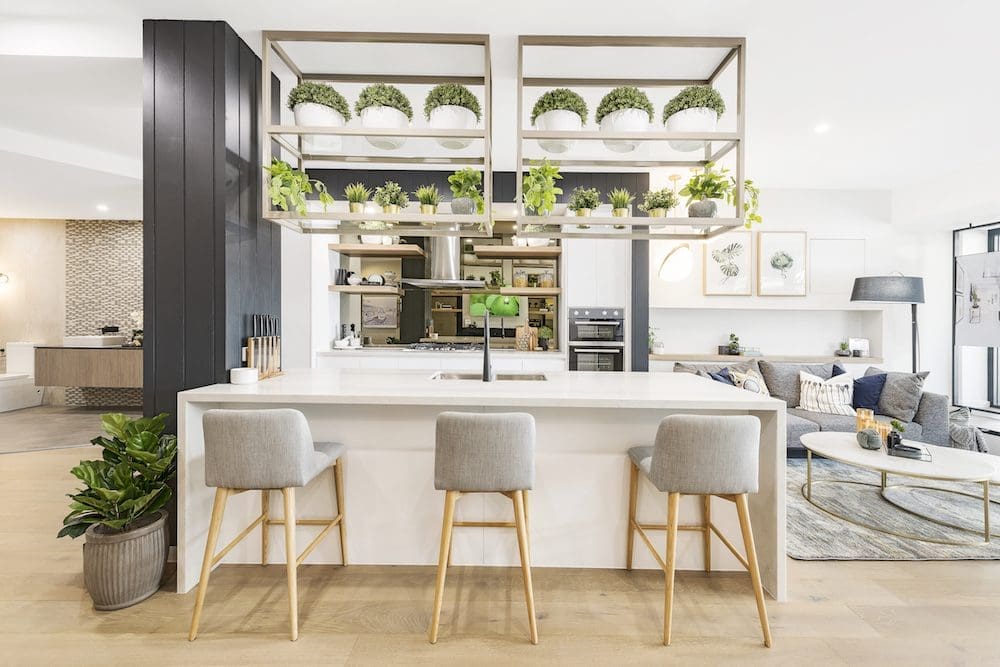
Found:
<box><xmin>522</xmin><ymin>159</ymin><xmax>563</xmax><ymax>216</ymax></box>
<box><xmin>469</xmin><ymin>294</ymin><xmax>518</xmax><ymax>317</ymax></box>
<box><xmin>447</xmin><ymin>168</ymin><xmax>485</xmax><ymax>213</ymax></box>
<box><xmin>680</xmin><ymin>162</ymin><xmax>731</xmax><ymax>205</ymax></box>
<box><xmin>662</xmin><ymin>85</ymin><xmax>726</xmax><ymax>122</ymax></box>
<box><xmin>890</xmin><ymin>419</ymin><xmax>906</xmax><ymax>433</ymax></box>
<box><xmin>414</xmin><ymin>184</ymin><xmax>442</xmax><ymax>206</ymax></box>
<box><xmin>344</xmin><ymin>182</ymin><xmax>372</xmax><ymax>204</ymax></box>
<box><xmin>264</xmin><ymin>159</ymin><xmax>334</xmax><ymax>214</ymax></box>
<box><xmin>840</xmin><ymin>340</ymin><xmax>850</xmax><ymax>351</ymax></box>
<box><xmin>424</xmin><ymin>83</ymin><xmax>482</xmax><ymax>121</ymax></box>
<box><xmin>595</xmin><ymin>86</ymin><xmax>654</xmax><ymax>123</ymax></box>
<box><xmin>58</xmin><ymin>413</ymin><xmax>177</xmax><ymax>539</ymax></box>
<box><xmin>608</xmin><ymin>188</ymin><xmax>635</xmax><ymax>210</ymax></box>
<box><xmin>567</xmin><ymin>186</ymin><xmax>601</xmax><ymax>211</ymax></box>
<box><xmin>734</xmin><ymin>179</ymin><xmax>762</xmax><ymax>228</ymax></box>
<box><xmin>373</xmin><ymin>180</ymin><xmax>409</xmax><ymax>208</ymax></box>
<box><xmin>648</xmin><ymin>326</ymin><xmax>659</xmax><ymax>345</ymax></box>
<box><xmin>355</xmin><ymin>83</ymin><xmax>413</xmax><ymax>120</ymax></box>
<box><xmin>538</xmin><ymin>325</ymin><xmax>553</xmax><ymax>340</ymax></box>
<box><xmin>728</xmin><ymin>332</ymin><xmax>740</xmax><ymax>353</ymax></box>
<box><xmin>638</xmin><ymin>188</ymin><xmax>679</xmax><ymax>213</ymax></box>
<box><xmin>286</xmin><ymin>81</ymin><xmax>351</xmax><ymax>119</ymax></box>
<box><xmin>530</xmin><ymin>88</ymin><xmax>588</xmax><ymax>124</ymax></box>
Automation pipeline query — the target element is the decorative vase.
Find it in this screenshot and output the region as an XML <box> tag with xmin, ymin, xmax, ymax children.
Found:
<box><xmin>539</xmin><ymin>338</ymin><xmax>550</xmax><ymax>351</ymax></box>
<box><xmin>886</xmin><ymin>430</ymin><xmax>903</xmax><ymax>448</ymax></box>
<box><xmin>688</xmin><ymin>199</ymin><xmax>718</xmax><ymax>218</ymax></box>
<box><xmin>292</xmin><ymin>103</ymin><xmax>345</xmax><ymax>154</ymax></box>
<box><xmin>646</xmin><ymin>207</ymin><xmax>667</xmax><ymax>218</ymax></box>
<box><xmin>612</xmin><ymin>207</ymin><xmax>630</xmax><ymax>217</ymax></box>
<box><xmin>82</xmin><ymin>510</ymin><xmax>168</xmax><ymax>611</ymax></box>
<box><xmin>382</xmin><ymin>204</ymin><xmax>401</xmax><ymax>215</ymax></box>
<box><xmin>428</xmin><ymin>105</ymin><xmax>477</xmax><ymax>149</ymax></box>
<box><xmin>665</xmin><ymin>107</ymin><xmax>718</xmax><ymax>152</ymax></box>
<box><xmin>535</xmin><ymin>109</ymin><xmax>583</xmax><ymax>153</ymax></box>
<box><xmin>652</xmin><ymin>343</ymin><xmax>666</xmax><ymax>355</ymax></box>
<box><xmin>451</xmin><ymin>197</ymin><xmax>475</xmax><ymax>215</ymax></box>
<box><xmin>360</xmin><ymin>105</ymin><xmax>408</xmax><ymax>150</ymax></box>
<box><xmin>348</xmin><ymin>202</ymin><xmax>366</xmax><ymax>214</ymax></box>
<box><xmin>574</xmin><ymin>208</ymin><xmax>591</xmax><ymax>217</ymax></box>
<box><xmin>420</xmin><ymin>204</ymin><xmax>437</xmax><ymax>215</ymax></box>
<box><xmin>599</xmin><ymin>107</ymin><xmax>649</xmax><ymax>153</ymax></box>
<box><xmin>856</xmin><ymin>429</ymin><xmax>882</xmax><ymax>451</ymax></box>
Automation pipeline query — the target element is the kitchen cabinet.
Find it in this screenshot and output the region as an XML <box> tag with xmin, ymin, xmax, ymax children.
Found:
<box><xmin>315</xmin><ymin>351</ymin><xmax>566</xmax><ymax>373</ymax></box>
<box><xmin>563</xmin><ymin>238</ymin><xmax>629</xmax><ymax>307</ymax></box>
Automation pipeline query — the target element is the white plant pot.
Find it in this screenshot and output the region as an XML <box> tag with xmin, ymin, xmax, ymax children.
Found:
<box><xmin>526</xmin><ymin>237</ymin><xmax>551</xmax><ymax>247</ymax></box>
<box><xmin>652</xmin><ymin>343</ymin><xmax>666</xmax><ymax>355</ymax></box>
<box><xmin>428</xmin><ymin>105</ymin><xmax>477</xmax><ymax>150</ymax></box>
<box><xmin>534</xmin><ymin>109</ymin><xmax>583</xmax><ymax>153</ymax></box>
<box><xmin>293</xmin><ymin>103</ymin><xmax>345</xmax><ymax>154</ymax></box>
<box><xmin>360</xmin><ymin>106</ymin><xmax>409</xmax><ymax>150</ymax></box>
<box><xmin>665</xmin><ymin>107</ymin><xmax>719</xmax><ymax>152</ymax></box>
<box><xmin>599</xmin><ymin>108</ymin><xmax>649</xmax><ymax>153</ymax></box>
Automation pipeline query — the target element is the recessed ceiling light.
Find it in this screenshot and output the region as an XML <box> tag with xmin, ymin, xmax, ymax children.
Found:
<box><xmin>96</xmin><ymin>203</ymin><xmax>109</xmax><ymax>212</ymax></box>
<box><xmin>813</xmin><ymin>123</ymin><xmax>831</xmax><ymax>134</ymax></box>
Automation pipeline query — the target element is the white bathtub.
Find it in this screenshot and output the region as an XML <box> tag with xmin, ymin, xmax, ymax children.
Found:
<box><xmin>0</xmin><ymin>373</ymin><xmax>43</xmax><ymax>412</ymax></box>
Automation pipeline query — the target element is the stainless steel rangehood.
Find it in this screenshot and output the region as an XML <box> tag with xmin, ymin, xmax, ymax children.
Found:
<box><xmin>401</xmin><ymin>234</ymin><xmax>486</xmax><ymax>289</ymax></box>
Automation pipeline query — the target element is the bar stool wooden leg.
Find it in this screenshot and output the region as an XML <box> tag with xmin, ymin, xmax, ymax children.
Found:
<box><xmin>626</xmin><ymin>463</ymin><xmax>639</xmax><ymax>570</ymax></box>
<box><xmin>333</xmin><ymin>458</ymin><xmax>348</xmax><ymax>566</ymax></box>
<box><xmin>663</xmin><ymin>491</ymin><xmax>680</xmax><ymax>646</ymax></box>
<box><xmin>429</xmin><ymin>490</ymin><xmax>459</xmax><ymax>644</ymax></box>
<box><xmin>702</xmin><ymin>495</ymin><xmax>712</xmax><ymax>572</ymax></box>
<box><xmin>735</xmin><ymin>494</ymin><xmax>772</xmax><ymax>648</ymax></box>
<box><xmin>281</xmin><ymin>487</ymin><xmax>299</xmax><ymax>641</ymax></box>
<box><xmin>261</xmin><ymin>489</ymin><xmax>270</xmax><ymax>566</ymax></box>
<box><xmin>513</xmin><ymin>490</ymin><xmax>538</xmax><ymax>645</ymax></box>
<box><xmin>189</xmin><ymin>487</ymin><xmax>231</xmax><ymax>641</ymax></box>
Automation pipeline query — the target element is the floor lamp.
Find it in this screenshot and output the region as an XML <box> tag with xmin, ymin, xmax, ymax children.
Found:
<box><xmin>850</xmin><ymin>276</ymin><xmax>925</xmax><ymax>373</ymax></box>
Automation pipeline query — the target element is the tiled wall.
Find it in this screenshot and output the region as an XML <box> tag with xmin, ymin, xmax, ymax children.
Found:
<box><xmin>65</xmin><ymin>221</ymin><xmax>143</xmax><ymax>407</ymax></box>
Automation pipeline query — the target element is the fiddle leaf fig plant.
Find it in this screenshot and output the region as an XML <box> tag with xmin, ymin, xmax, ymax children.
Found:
<box><xmin>424</xmin><ymin>83</ymin><xmax>482</xmax><ymax>121</ymax></box>
<box><xmin>530</xmin><ymin>88</ymin><xmax>588</xmax><ymax>124</ymax></box>
<box><xmin>522</xmin><ymin>158</ymin><xmax>563</xmax><ymax>216</ymax></box>
<box><xmin>264</xmin><ymin>159</ymin><xmax>334</xmax><ymax>214</ymax></box>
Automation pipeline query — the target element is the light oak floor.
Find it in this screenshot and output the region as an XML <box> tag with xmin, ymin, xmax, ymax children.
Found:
<box><xmin>4</xmin><ymin>446</ymin><xmax>1000</xmax><ymax>665</ymax></box>
<box><xmin>0</xmin><ymin>405</ymin><xmax>141</xmax><ymax>454</ymax></box>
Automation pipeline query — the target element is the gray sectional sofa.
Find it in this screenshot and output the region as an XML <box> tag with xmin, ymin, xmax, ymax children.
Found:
<box><xmin>674</xmin><ymin>360</ymin><xmax>950</xmax><ymax>452</ymax></box>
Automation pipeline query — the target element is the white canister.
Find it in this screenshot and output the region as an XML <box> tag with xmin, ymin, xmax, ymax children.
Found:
<box><xmin>360</xmin><ymin>105</ymin><xmax>409</xmax><ymax>150</ymax></box>
<box><xmin>428</xmin><ymin>105</ymin><xmax>477</xmax><ymax>149</ymax></box>
<box><xmin>664</xmin><ymin>107</ymin><xmax>718</xmax><ymax>152</ymax></box>
<box><xmin>534</xmin><ymin>109</ymin><xmax>583</xmax><ymax>153</ymax></box>
<box><xmin>292</xmin><ymin>103</ymin><xmax>345</xmax><ymax>154</ymax></box>
<box><xmin>599</xmin><ymin>108</ymin><xmax>649</xmax><ymax>153</ymax></box>
<box><xmin>230</xmin><ymin>367</ymin><xmax>259</xmax><ymax>385</ymax></box>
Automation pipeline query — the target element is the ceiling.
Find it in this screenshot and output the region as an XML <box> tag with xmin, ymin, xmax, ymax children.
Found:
<box><xmin>1</xmin><ymin>0</ymin><xmax>998</xmax><ymax>219</ymax></box>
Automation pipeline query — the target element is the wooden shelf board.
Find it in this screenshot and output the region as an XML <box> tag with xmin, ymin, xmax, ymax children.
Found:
<box><xmin>473</xmin><ymin>245</ymin><xmax>561</xmax><ymax>259</ymax></box>
<box><xmin>499</xmin><ymin>287</ymin><xmax>561</xmax><ymax>296</ymax></box>
<box><xmin>328</xmin><ymin>243</ymin><xmax>424</xmax><ymax>258</ymax></box>
<box><xmin>521</xmin><ymin>130</ymin><xmax>740</xmax><ymax>142</ymax></box>
<box><xmin>649</xmin><ymin>353</ymin><xmax>884</xmax><ymax>364</ymax></box>
<box><xmin>268</xmin><ymin>125</ymin><xmax>486</xmax><ymax>139</ymax></box>
<box><xmin>328</xmin><ymin>284</ymin><xmax>401</xmax><ymax>296</ymax></box>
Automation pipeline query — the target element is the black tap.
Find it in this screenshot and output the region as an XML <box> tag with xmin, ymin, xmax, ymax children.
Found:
<box><xmin>482</xmin><ymin>310</ymin><xmax>494</xmax><ymax>382</ymax></box>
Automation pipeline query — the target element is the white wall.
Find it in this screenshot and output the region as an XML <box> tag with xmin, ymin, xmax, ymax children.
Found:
<box><xmin>0</xmin><ymin>219</ymin><xmax>66</xmax><ymax>349</ymax></box>
<box><xmin>279</xmin><ymin>227</ymin><xmax>313</xmax><ymax>369</ymax></box>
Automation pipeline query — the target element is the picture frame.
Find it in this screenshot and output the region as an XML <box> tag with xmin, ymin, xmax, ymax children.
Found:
<box><xmin>757</xmin><ymin>231</ymin><xmax>808</xmax><ymax>296</ymax></box>
<box><xmin>361</xmin><ymin>295</ymin><xmax>399</xmax><ymax>328</ymax></box>
<box><xmin>703</xmin><ymin>231</ymin><xmax>752</xmax><ymax>295</ymax></box>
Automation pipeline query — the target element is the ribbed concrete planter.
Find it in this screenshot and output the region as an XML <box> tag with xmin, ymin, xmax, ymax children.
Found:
<box><xmin>83</xmin><ymin>510</ymin><xmax>168</xmax><ymax>611</ymax></box>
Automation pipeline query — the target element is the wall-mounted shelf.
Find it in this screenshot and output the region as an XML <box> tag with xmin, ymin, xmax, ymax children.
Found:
<box><xmin>515</xmin><ymin>215</ymin><xmax>742</xmax><ymax>240</ymax></box>
<box><xmin>650</xmin><ymin>353</ymin><xmax>885</xmax><ymax>364</ymax></box>
<box><xmin>329</xmin><ymin>284</ymin><xmax>402</xmax><ymax>296</ymax></box>
<box><xmin>473</xmin><ymin>245</ymin><xmax>561</xmax><ymax>259</ymax></box>
<box><xmin>500</xmin><ymin>287</ymin><xmax>561</xmax><ymax>296</ymax></box>
<box><xmin>328</xmin><ymin>243</ymin><xmax>425</xmax><ymax>258</ymax></box>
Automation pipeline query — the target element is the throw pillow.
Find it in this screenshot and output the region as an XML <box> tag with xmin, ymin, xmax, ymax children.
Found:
<box><xmin>798</xmin><ymin>371</ymin><xmax>856</xmax><ymax>416</ymax></box>
<box><xmin>757</xmin><ymin>361</ymin><xmax>837</xmax><ymax>406</ymax></box>
<box><xmin>864</xmin><ymin>367</ymin><xmax>929</xmax><ymax>422</ymax></box>
<box><xmin>831</xmin><ymin>364</ymin><xmax>846</xmax><ymax>377</ymax></box>
<box><xmin>709</xmin><ymin>368</ymin><xmax>734</xmax><ymax>385</ymax></box>
<box><xmin>730</xmin><ymin>367</ymin><xmax>770</xmax><ymax>396</ymax></box>
<box><xmin>853</xmin><ymin>373</ymin><xmax>887</xmax><ymax>410</ymax></box>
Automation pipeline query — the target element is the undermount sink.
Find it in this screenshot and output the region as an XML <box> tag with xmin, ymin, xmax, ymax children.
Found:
<box><xmin>430</xmin><ymin>371</ymin><xmax>548</xmax><ymax>381</ymax></box>
<box><xmin>63</xmin><ymin>335</ymin><xmax>128</xmax><ymax>347</ymax></box>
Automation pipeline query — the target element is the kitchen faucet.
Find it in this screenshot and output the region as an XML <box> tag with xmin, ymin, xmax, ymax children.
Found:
<box><xmin>482</xmin><ymin>310</ymin><xmax>494</xmax><ymax>382</ymax></box>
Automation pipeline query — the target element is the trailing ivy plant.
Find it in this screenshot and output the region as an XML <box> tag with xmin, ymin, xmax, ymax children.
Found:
<box><xmin>662</xmin><ymin>85</ymin><xmax>726</xmax><ymax>123</ymax></box>
<box><xmin>638</xmin><ymin>188</ymin><xmax>679</xmax><ymax>213</ymax></box>
<box><xmin>58</xmin><ymin>413</ymin><xmax>177</xmax><ymax>538</ymax></box>
<box><xmin>344</xmin><ymin>182</ymin><xmax>372</xmax><ymax>204</ymax></box>
<box><xmin>286</xmin><ymin>81</ymin><xmax>351</xmax><ymax>119</ymax></box>
<box><xmin>414</xmin><ymin>184</ymin><xmax>442</xmax><ymax>206</ymax></box>
<box><xmin>530</xmin><ymin>88</ymin><xmax>588</xmax><ymax>124</ymax></box>
<box><xmin>264</xmin><ymin>159</ymin><xmax>334</xmax><ymax>214</ymax></box>
<box><xmin>595</xmin><ymin>86</ymin><xmax>654</xmax><ymax>123</ymax></box>
<box><xmin>373</xmin><ymin>180</ymin><xmax>409</xmax><ymax>208</ymax></box>
<box><xmin>680</xmin><ymin>162</ymin><xmax>763</xmax><ymax>227</ymax></box>
<box><xmin>522</xmin><ymin>159</ymin><xmax>563</xmax><ymax>216</ymax></box>
<box><xmin>424</xmin><ymin>83</ymin><xmax>482</xmax><ymax>121</ymax></box>
<box><xmin>608</xmin><ymin>188</ymin><xmax>635</xmax><ymax>210</ymax></box>
<box><xmin>567</xmin><ymin>186</ymin><xmax>601</xmax><ymax>212</ymax></box>
<box><xmin>355</xmin><ymin>83</ymin><xmax>414</xmax><ymax>120</ymax></box>
<box><xmin>447</xmin><ymin>167</ymin><xmax>485</xmax><ymax>213</ymax></box>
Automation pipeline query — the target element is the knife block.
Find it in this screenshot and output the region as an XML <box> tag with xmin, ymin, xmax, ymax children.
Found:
<box><xmin>246</xmin><ymin>335</ymin><xmax>282</xmax><ymax>379</ymax></box>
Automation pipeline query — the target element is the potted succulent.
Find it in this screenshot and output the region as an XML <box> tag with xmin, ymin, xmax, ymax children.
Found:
<box><xmin>595</xmin><ymin>86</ymin><xmax>654</xmax><ymax>153</ymax></box>
<box><xmin>415</xmin><ymin>184</ymin><xmax>442</xmax><ymax>215</ymax></box>
<box><xmin>836</xmin><ymin>340</ymin><xmax>852</xmax><ymax>357</ymax></box>
<box><xmin>718</xmin><ymin>332</ymin><xmax>741</xmax><ymax>356</ymax></box>
<box><xmin>447</xmin><ymin>167</ymin><xmax>485</xmax><ymax>215</ymax></box>
<box><xmin>887</xmin><ymin>420</ymin><xmax>906</xmax><ymax>448</ymax></box>
<box><xmin>264</xmin><ymin>159</ymin><xmax>334</xmax><ymax>214</ymax></box>
<box><xmin>662</xmin><ymin>85</ymin><xmax>726</xmax><ymax>151</ymax></box>
<box><xmin>530</xmin><ymin>88</ymin><xmax>588</xmax><ymax>153</ymax></box>
<box><xmin>355</xmin><ymin>83</ymin><xmax>413</xmax><ymax>150</ymax></box>
<box><xmin>638</xmin><ymin>187</ymin><xmax>679</xmax><ymax>218</ymax></box>
<box><xmin>567</xmin><ymin>186</ymin><xmax>601</xmax><ymax>221</ymax></box>
<box><xmin>373</xmin><ymin>180</ymin><xmax>409</xmax><ymax>214</ymax></box>
<box><xmin>680</xmin><ymin>162</ymin><xmax>730</xmax><ymax>218</ymax></box>
<box><xmin>538</xmin><ymin>325</ymin><xmax>553</xmax><ymax>351</ymax></box>
<box><xmin>58</xmin><ymin>413</ymin><xmax>176</xmax><ymax>611</ymax></box>
<box><xmin>287</xmin><ymin>81</ymin><xmax>351</xmax><ymax>153</ymax></box>
<box><xmin>344</xmin><ymin>182</ymin><xmax>372</xmax><ymax>214</ymax></box>
<box><xmin>424</xmin><ymin>83</ymin><xmax>482</xmax><ymax>149</ymax></box>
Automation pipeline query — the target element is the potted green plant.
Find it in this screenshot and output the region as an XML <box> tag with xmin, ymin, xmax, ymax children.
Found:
<box><xmin>887</xmin><ymin>419</ymin><xmax>906</xmax><ymax>448</ymax></box>
<box><xmin>649</xmin><ymin>326</ymin><xmax>666</xmax><ymax>355</ymax></box>
<box><xmin>415</xmin><ymin>184</ymin><xmax>442</xmax><ymax>215</ymax></box>
<box><xmin>489</xmin><ymin>269</ymin><xmax>505</xmax><ymax>288</ymax></box>
<box><xmin>522</xmin><ymin>158</ymin><xmax>563</xmax><ymax>216</ymax></box>
<box><xmin>344</xmin><ymin>182</ymin><xmax>372</xmax><ymax>213</ymax></box>
<box><xmin>531</xmin><ymin>88</ymin><xmax>588</xmax><ymax>153</ymax></box>
<box><xmin>595</xmin><ymin>86</ymin><xmax>654</xmax><ymax>152</ymax></box>
<box><xmin>538</xmin><ymin>325</ymin><xmax>553</xmax><ymax>351</ymax></box>
<box><xmin>58</xmin><ymin>413</ymin><xmax>176</xmax><ymax>610</ymax></box>
<box><xmin>680</xmin><ymin>162</ymin><xmax>764</xmax><ymax>226</ymax></box>
<box><xmin>287</xmin><ymin>81</ymin><xmax>351</xmax><ymax>153</ymax></box>
<box><xmin>355</xmin><ymin>83</ymin><xmax>413</xmax><ymax>150</ymax></box>
<box><xmin>424</xmin><ymin>83</ymin><xmax>482</xmax><ymax>150</ymax></box>
<box><xmin>638</xmin><ymin>187</ymin><xmax>679</xmax><ymax>218</ymax></box>
<box><xmin>608</xmin><ymin>188</ymin><xmax>635</xmax><ymax>218</ymax></box>
<box><xmin>374</xmin><ymin>180</ymin><xmax>409</xmax><ymax>214</ymax></box>
<box><xmin>567</xmin><ymin>186</ymin><xmax>601</xmax><ymax>222</ymax></box>
<box><xmin>720</xmin><ymin>332</ymin><xmax>740</xmax><ymax>356</ymax></box>
<box><xmin>447</xmin><ymin>167</ymin><xmax>484</xmax><ymax>215</ymax></box>
<box><xmin>264</xmin><ymin>159</ymin><xmax>334</xmax><ymax>214</ymax></box>
<box><xmin>662</xmin><ymin>85</ymin><xmax>726</xmax><ymax>151</ymax></box>
<box><xmin>836</xmin><ymin>340</ymin><xmax>852</xmax><ymax>357</ymax></box>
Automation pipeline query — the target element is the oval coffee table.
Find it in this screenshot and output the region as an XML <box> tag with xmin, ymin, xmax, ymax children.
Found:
<box><xmin>800</xmin><ymin>431</ymin><xmax>1000</xmax><ymax>545</ymax></box>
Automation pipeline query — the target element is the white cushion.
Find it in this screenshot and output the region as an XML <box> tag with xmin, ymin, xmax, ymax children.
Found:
<box><xmin>797</xmin><ymin>370</ymin><xmax>855</xmax><ymax>416</ymax></box>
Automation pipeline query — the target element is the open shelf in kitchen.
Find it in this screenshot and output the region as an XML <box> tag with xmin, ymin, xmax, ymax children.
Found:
<box><xmin>328</xmin><ymin>243</ymin><xmax>425</xmax><ymax>258</ymax></box>
<box><xmin>328</xmin><ymin>284</ymin><xmax>402</xmax><ymax>296</ymax></box>
<box><xmin>473</xmin><ymin>245</ymin><xmax>562</xmax><ymax>259</ymax></box>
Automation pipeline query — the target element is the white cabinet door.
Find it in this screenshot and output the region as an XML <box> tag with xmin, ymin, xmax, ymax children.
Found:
<box><xmin>596</xmin><ymin>239</ymin><xmax>629</xmax><ymax>307</ymax></box>
<box><xmin>524</xmin><ymin>357</ymin><xmax>567</xmax><ymax>372</ymax></box>
<box><xmin>315</xmin><ymin>355</ymin><xmax>362</xmax><ymax>369</ymax></box>
<box><xmin>563</xmin><ymin>239</ymin><xmax>597</xmax><ymax>305</ymax></box>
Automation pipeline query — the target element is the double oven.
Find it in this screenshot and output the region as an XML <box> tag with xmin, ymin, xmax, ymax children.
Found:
<box><xmin>568</xmin><ymin>306</ymin><xmax>625</xmax><ymax>372</ymax></box>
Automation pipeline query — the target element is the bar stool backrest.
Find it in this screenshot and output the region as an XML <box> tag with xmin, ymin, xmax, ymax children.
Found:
<box><xmin>434</xmin><ymin>412</ymin><xmax>535</xmax><ymax>492</ymax></box>
<box><xmin>203</xmin><ymin>408</ymin><xmax>316</xmax><ymax>489</ymax></box>
<box><xmin>649</xmin><ymin>414</ymin><xmax>760</xmax><ymax>495</ymax></box>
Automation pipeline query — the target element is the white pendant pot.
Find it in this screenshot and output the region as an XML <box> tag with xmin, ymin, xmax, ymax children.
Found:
<box><xmin>428</xmin><ymin>105</ymin><xmax>477</xmax><ymax>150</ymax></box>
<box><xmin>534</xmin><ymin>109</ymin><xmax>583</xmax><ymax>153</ymax></box>
<box><xmin>665</xmin><ymin>107</ymin><xmax>718</xmax><ymax>152</ymax></box>
<box><xmin>360</xmin><ymin>106</ymin><xmax>409</xmax><ymax>150</ymax></box>
<box><xmin>293</xmin><ymin>103</ymin><xmax>345</xmax><ymax>154</ymax></box>
<box><xmin>599</xmin><ymin>108</ymin><xmax>649</xmax><ymax>153</ymax></box>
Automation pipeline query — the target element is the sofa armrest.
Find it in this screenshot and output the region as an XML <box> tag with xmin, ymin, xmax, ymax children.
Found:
<box><xmin>913</xmin><ymin>391</ymin><xmax>949</xmax><ymax>446</ymax></box>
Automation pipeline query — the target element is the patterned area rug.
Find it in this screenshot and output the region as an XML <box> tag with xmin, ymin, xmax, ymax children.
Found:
<box><xmin>787</xmin><ymin>458</ymin><xmax>1000</xmax><ymax>560</ymax></box>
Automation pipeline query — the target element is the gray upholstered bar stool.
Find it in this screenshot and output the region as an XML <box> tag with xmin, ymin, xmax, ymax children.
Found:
<box><xmin>429</xmin><ymin>411</ymin><xmax>537</xmax><ymax>645</ymax></box>
<box><xmin>189</xmin><ymin>409</ymin><xmax>347</xmax><ymax>642</ymax></box>
<box><xmin>626</xmin><ymin>414</ymin><xmax>771</xmax><ymax>648</ymax></box>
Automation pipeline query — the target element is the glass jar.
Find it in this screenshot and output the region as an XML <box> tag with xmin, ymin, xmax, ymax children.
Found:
<box><xmin>513</xmin><ymin>270</ymin><xmax>528</xmax><ymax>288</ymax></box>
<box><xmin>538</xmin><ymin>270</ymin><xmax>555</xmax><ymax>288</ymax></box>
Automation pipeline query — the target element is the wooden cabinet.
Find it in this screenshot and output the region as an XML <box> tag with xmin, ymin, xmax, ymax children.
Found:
<box><xmin>35</xmin><ymin>348</ymin><xmax>143</xmax><ymax>388</ymax></box>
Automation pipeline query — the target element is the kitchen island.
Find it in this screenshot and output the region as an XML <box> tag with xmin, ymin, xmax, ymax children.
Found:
<box><xmin>177</xmin><ymin>369</ymin><xmax>787</xmax><ymax>600</ymax></box>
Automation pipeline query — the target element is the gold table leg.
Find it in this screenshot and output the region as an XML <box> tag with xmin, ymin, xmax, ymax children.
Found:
<box><xmin>985</xmin><ymin>482</ymin><xmax>991</xmax><ymax>544</ymax></box>
<box><xmin>806</xmin><ymin>450</ymin><xmax>812</xmax><ymax>501</ymax></box>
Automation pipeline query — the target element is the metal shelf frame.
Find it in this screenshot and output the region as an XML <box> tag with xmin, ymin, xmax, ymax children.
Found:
<box><xmin>515</xmin><ymin>35</ymin><xmax>747</xmax><ymax>241</ymax></box>
<box><xmin>261</xmin><ymin>30</ymin><xmax>493</xmax><ymax>237</ymax></box>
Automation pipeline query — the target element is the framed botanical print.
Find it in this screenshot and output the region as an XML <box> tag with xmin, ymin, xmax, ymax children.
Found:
<box><xmin>703</xmin><ymin>231</ymin><xmax>752</xmax><ymax>295</ymax></box>
<box><xmin>757</xmin><ymin>231</ymin><xmax>808</xmax><ymax>296</ymax></box>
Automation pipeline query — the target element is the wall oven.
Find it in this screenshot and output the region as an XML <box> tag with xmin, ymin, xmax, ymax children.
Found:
<box><xmin>568</xmin><ymin>306</ymin><xmax>625</xmax><ymax>372</ymax></box>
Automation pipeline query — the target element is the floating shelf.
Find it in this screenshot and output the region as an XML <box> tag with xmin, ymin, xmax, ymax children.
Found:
<box><xmin>328</xmin><ymin>243</ymin><xmax>424</xmax><ymax>258</ymax></box>
<box><xmin>473</xmin><ymin>245</ymin><xmax>562</xmax><ymax>259</ymax></box>
<box><xmin>328</xmin><ymin>284</ymin><xmax>401</xmax><ymax>296</ymax></box>
<box><xmin>515</xmin><ymin>215</ymin><xmax>743</xmax><ymax>241</ymax></box>
<box><xmin>269</xmin><ymin>125</ymin><xmax>486</xmax><ymax>139</ymax></box>
<box><xmin>265</xmin><ymin>210</ymin><xmax>492</xmax><ymax>238</ymax></box>
<box><xmin>650</xmin><ymin>353</ymin><xmax>885</xmax><ymax>364</ymax></box>
<box><xmin>500</xmin><ymin>287</ymin><xmax>561</xmax><ymax>296</ymax></box>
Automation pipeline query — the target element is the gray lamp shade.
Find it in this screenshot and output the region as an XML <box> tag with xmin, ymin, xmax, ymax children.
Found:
<box><xmin>850</xmin><ymin>276</ymin><xmax>924</xmax><ymax>304</ymax></box>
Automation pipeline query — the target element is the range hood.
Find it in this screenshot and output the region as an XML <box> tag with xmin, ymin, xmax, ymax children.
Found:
<box><xmin>401</xmin><ymin>234</ymin><xmax>486</xmax><ymax>289</ymax></box>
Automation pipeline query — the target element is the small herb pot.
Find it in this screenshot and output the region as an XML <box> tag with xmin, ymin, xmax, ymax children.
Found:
<box><xmin>612</xmin><ymin>207</ymin><xmax>630</xmax><ymax>217</ymax></box>
<box><xmin>349</xmin><ymin>202</ymin><xmax>366</xmax><ymax>214</ymax></box>
<box><xmin>688</xmin><ymin>199</ymin><xmax>718</xmax><ymax>218</ymax></box>
<box><xmin>420</xmin><ymin>204</ymin><xmax>437</xmax><ymax>215</ymax></box>
<box><xmin>646</xmin><ymin>207</ymin><xmax>667</xmax><ymax>218</ymax></box>
<box><xmin>574</xmin><ymin>208</ymin><xmax>592</xmax><ymax>217</ymax></box>
<box><xmin>382</xmin><ymin>204</ymin><xmax>401</xmax><ymax>215</ymax></box>
<box><xmin>835</xmin><ymin>349</ymin><xmax>852</xmax><ymax>357</ymax></box>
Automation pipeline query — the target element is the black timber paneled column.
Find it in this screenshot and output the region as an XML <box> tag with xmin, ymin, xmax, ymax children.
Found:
<box><xmin>143</xmin><ymin>19</ymin><xmax>280</xmax><ymax>428</ymax></box>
